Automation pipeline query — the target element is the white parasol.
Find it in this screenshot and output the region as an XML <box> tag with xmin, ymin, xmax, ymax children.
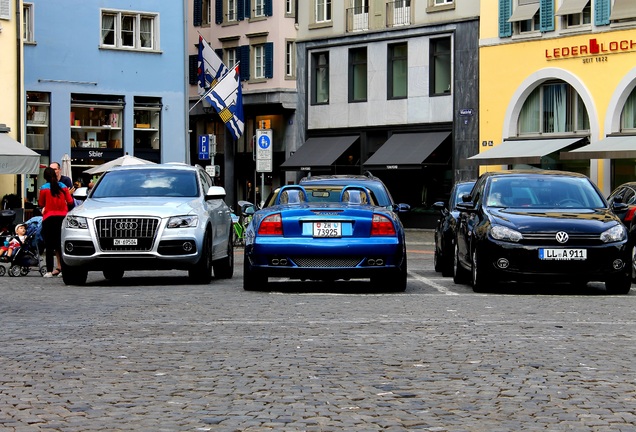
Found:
<box><xmin>84</xmin><ymin>154</ymin><xmax>156</xmax><ymax>174</ymax></box>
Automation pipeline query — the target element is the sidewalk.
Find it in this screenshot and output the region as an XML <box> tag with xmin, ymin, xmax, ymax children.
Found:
<box><xmin>405</xmin><ymin>228</ymin><xmax>434</xmax><ymax>246</ymax></box>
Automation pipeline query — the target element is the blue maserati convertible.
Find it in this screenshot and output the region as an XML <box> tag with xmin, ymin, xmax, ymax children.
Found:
<box><xmin>243</xmin><ymin>174</ymin><xmax>409</xmax><ymax>291</ymax></box>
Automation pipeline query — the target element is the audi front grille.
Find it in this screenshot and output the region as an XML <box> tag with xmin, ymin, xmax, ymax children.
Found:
<box><xmin>95</xmin><ymin>217</ymin><xmax>160</xmax><ymax>251</ymax></box>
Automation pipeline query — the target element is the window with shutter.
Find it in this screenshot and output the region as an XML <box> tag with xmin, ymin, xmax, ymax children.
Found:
<box><xmin>539</xmin><ymin>0</ymin><xmax>554</xmax><ymax>32</ymax></box>
<box><xmin>594</xmin><ymin>0</ymin><xmax>610</xmax><ymax>25</ymax></box>
<box><xmin>239</xmin><ymin>45</ymin><xmax>251</xmax><ymax>81</ymax></box>
<box><xmin>194</xmin><ymin>0</ymin><xmax>203</xmax><ymax>26</ymax></box>
<box><xmin>265</xmin><ymin>42</ymin><xmax>274</xmax><ymax>79</ymax></box>
<box><xmin>0</xmin><ymin>0</ymin><xmax>10</xmax><ymax>20</ymax></box>
<box><xmin>189</xmin><ymin>55</ymin><xmax>199</xmax><ymax>85</ymax></box>
<box><xmin>499</xmin><ymin>0</ymin><xmax>513</xmax><ymax>37</ymax></box>
<box><xmin>215</xmin><ymin>0</ymin><xmax>223</xmax><ymax>23</ymax></box>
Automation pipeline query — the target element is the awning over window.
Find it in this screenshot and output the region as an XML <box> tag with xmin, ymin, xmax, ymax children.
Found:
<box><xmin>280</xmin><ymin>136</ymin><xmax>358</xmax><ymax>171</ymax></box>
<box><xmin>560</xmin><ymin>136</ymin><xmax>636</xmax><ymax>160</ymax></box>
<box><xmin>555</xmin><ymin>0</ymin><xmax>589</xmax><ymax>16</ymax></box>
<box><xmin>610</xmin><ymin>0</ymin><xmax>636</xmax><ymax>20</ymax></box>
<box><xmin>508</xmin><ymin>3</ymin><xmax>540</xmax><ymax>22</ymax></box>
<box><xmin>465</xmin><ymin>138</ymin><xmax>584</xmax><ymax>166</ymax></box>
<box><xmin>363</xmin><ymin>131</ymin><xmax>450</xmax><ymax>169</ymax></box>
<box><xmin>0</xmin><ymin>133</ymin><xmax>40</xmax><ymax>175</ymax></box>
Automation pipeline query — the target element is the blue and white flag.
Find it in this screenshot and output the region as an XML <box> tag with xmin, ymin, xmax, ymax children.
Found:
<box><xmin>197</xmin><ymin>35</ymin><xmax>229</xmax><ymax>96</ymax></box>
<box><xmin>205</xmin><ymin>65</ymin><xmax>244</xmax><ymax>141</ymax></box>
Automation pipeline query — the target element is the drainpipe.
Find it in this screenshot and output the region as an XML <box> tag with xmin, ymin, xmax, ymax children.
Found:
<box><xmin>15</xmin><ymin>0</ymin><xmax>23</xmax><ymax>206</ymax></box>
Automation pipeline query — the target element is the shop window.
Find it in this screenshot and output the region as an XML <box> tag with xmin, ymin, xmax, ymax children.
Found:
<box><xmin>430</xmin><ymin>37</ymin><xmax>451</xmax><ymax>96</ymax></box>
<box><xmin>134</xmin><ymin>97</ymin><xmax>162</xmax><ymax>156</ymax></box>
<box><xmin>388</xmin><ymin>42</ymin><xmax>408</xmax><ymax>99</ymax></box>
<box><xmin>311</xmin><ymin>51</ymin><xmax>329</xmax><ymax>105</ymax></box>
<box><xmin>518</xmin><ymin>81</ymin><xmax>590</xmax><ymax>135</ymax></box>
<box><xmin>101</xmin><ymin>10</ymin><xmax>158</xmax><ymax>51</ymax></box>
<box><xmin>70</xmin><ymin>94</ymin><xmax>124</xmax><ymax>150</ymax></box>
<box><xmin>348</xmin><ymin>47</ymin><xmax>367</xmax><ymax>103</ymax></box>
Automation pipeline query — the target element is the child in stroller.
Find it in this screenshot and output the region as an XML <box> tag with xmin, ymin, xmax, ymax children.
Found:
<box><xmin>0</xmin><ymin>218</ymin><xmax>46</xmax><ymax>277</ymax></box>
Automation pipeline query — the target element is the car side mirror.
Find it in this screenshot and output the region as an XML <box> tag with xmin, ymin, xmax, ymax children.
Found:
<box><xmin>432</xmin><ymin>201</ymin><xmax>447</xmax><ymax>212</ymax></box>
<box><xmin>394</xmin><ymin>203</ymin><xmax>410</xmax><ymax>213</ymax></box>
<box><xmin>73</xmin><ymin>187</ymin><xmax>88</xmax><ymax>201</ymax></box>
<box><xmin>456</xmin><ymin>201</ymin><xmax>477</xmax><ymax>213</ymax></box>
<box><xmin>612</xmin><ymin>202</ymin><xmax>628</xmax><ymax>212</ymax></box>
<box><xmin>206</xmin><ymin>186</ymin><xmax>227</xmax><ymax>200</ymax></box>
<box><xmin>243</xmin><ymin>205</ymin><xmax>255</xmax><ymax>216</ymax></box>
<box><xmin>613</xmin><ymin>194</ymin><xmax>624</xmax><ymax>204</ymax></box>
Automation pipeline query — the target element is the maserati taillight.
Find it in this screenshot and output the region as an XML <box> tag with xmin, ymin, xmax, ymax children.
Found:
<box><xmin>625</xmin><ymin>207</ymin><xmax>636</xmax><ymax>223</ymax></box>
<box><xmin>371</xmin><ymin>214</ymin><xmax>396</xmax><ymax>236</ymax></box>
<box><xmin>258</xmin><ymin>213</ymin><xmax>283</xmax><ymax>235</ymax></box>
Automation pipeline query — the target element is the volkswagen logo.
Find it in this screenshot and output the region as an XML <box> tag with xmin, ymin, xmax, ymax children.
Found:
<box><xmin>115</xmin><ymin>221</ymin><xmax>138</xmax><ymax>230</ymax></box>
<box><xmin>555</xmin><ymin>231</ymin><xmax>569</xmax><ymax>244</ymax></box>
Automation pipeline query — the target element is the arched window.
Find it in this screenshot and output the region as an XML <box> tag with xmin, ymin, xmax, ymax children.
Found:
<box><xmin>621</xmin><ymin>88</ymin><xmax>636</xmax><ymax>132</ymax></box>
<box><xmin>518</xmin><ymin>81</ymin><xmax>589</xmax><ymax>135</ymax></box>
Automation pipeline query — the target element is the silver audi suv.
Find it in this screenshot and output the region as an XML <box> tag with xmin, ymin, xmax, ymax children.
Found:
<box><xmin>61</xmin><ymin>163</ymin><xmax>233</xmax><ymax>285</ymax></box>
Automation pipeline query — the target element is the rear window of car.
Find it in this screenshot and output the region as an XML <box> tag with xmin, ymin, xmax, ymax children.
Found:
<box><xmin>92</xmin><ymin>170</ymin><xmax>199</xmax><ymax>198</ymax></box>
<box><xmin>263</xmin><ymin>186</ymin><xmax>378</xmax><ymax>207</ymax></box>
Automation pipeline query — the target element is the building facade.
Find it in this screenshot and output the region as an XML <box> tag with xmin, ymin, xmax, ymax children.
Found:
<box><xmin>23</xmin><ymin>0</ymin><xmax>189</xmax><ymax>203</ymax></box>
<box><xmin>188</xmin><ymin>0</ymin><xmax>299</xmax><ymax>208</ymax></box>
<box><xmin>293</xmin><ymin>0</ymin><xmax>480</xmax><ymax>225</ymax></box>
<box><xmin>478</xmin><ymin>0</ymin><xmax>636</xmax><ymax>195</ymax></box>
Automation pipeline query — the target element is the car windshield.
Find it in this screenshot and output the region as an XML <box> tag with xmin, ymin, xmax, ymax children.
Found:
<box><xmin>486</xmin><ymin>176</ymin><xmax>606</xmax><ymax>209</ymax></box>
<box><xmin>91</xmin><ymin>169</ymin><xmax>199</xmax><ymax>198</ymax></box>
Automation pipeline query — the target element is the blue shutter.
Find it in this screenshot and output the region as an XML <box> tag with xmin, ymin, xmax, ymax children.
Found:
<box><xmin>594</xmin><ymin>0</ymin><xmax>610</xmax><ymax>26</ymax></box>
<box><xmin>193</xmin><ymin>0</ymin><xmax>203</xmax><ymax>26</ymax></box>
<box><xmin>215</xmin><ymin>0</ymin><xmax>223</xmax><ymax>24</ymax></box>
<box><xmin>238</xmin><ymin>0</ymin><xmax>246</xmax><ymax>20</ymax></box>
<box><xmin>265</xmin><ymin>42</ymin><xmax>274</xmax><ymax>79</ymax></box>
<box><xmin>498</xmin><ymin>0</ymin><xmax>512</xmax><ymax>38</ymax></box>
<box><xmin>539</xmin><ymin>0</ymin><xmax>554</xmax><ymax>32</ymax></box>
<box><xmin>265</xmin><ymin>0</ymin><xmax>273</xmax><ymax>17</ymax></box>
<box><xmin>239</xmin><ymin>45</ymin><xmax>250</xmax><ymax>81</ymax></box>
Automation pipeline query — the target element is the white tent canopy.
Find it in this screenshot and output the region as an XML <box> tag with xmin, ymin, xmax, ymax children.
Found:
<box><xmin>0</xmin><ymin>133</ymin><xmax>40</xmax><ymax>175</ymax></box>
<box><xmin>84</xmin><ymin>154</ymin><xmax>155</xmax><ymax>174</ymax></box>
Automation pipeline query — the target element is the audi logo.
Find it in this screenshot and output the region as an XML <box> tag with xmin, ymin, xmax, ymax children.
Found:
<box><xmin>555</xmin><ymin>231</ymin><xmax>569</xmax><ymax>244</ymax></box>
<box><xmin>115</xmin><ymin>222</ymin><xmax>138</xmax><ymax>230</ymax></box>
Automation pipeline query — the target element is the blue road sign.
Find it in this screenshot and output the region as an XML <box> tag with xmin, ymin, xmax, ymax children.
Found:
<box><xmin>198</xmin><ymin>135</ymin><xmax>210</xmax><ymax>160</ymax></box>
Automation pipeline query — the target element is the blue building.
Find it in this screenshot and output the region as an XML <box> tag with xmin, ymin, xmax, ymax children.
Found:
<box><xmin>23</xmin><ymin>0</ymin><xmax>188</xmax><ymax>199</ymax></box>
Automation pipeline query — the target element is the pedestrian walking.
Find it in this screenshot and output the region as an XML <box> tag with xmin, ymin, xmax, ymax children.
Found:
<box><xmin>39</xmin><ymin>167</ymin><xmax>74</xmax><ymax>278</ymax></box>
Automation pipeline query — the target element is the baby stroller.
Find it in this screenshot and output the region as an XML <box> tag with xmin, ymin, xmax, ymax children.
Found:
<box><xmin>0</xmin><ymin>216</ymin><xmax>46</xmax><ymax>277</ymax></box>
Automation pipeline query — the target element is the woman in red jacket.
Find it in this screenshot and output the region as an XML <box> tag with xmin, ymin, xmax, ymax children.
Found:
<box><xmin>39</xmin><ymin>167</ymin><xmax>74</xmax><ymax>277</ymax></box>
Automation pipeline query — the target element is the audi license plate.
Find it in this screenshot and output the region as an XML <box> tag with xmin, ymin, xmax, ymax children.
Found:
<box><xmin>313</xmin><ymin>222</ymin><xmax>341</xmax><ymax>238</ymax></box>
<box><xmin>113</xmin><ymin>239</ymin><xmax>138</xmax><ymax>246</ymax></box>
<box><xmin>539</xmin><ymin>248</ymin><xmax>586</xmax><ymax>260</ymax></box>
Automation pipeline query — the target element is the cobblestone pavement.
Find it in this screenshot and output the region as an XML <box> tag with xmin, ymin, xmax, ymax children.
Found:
<box><xmin>1</xmin><ymin>230</ymin><xmax>635</xmax><ymax>431</ymax></box>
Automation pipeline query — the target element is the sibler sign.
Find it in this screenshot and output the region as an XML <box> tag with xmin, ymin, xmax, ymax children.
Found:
<box><xmin>546</xmin><ymin>37</ymin><xmax>636</xmax><ymax>60</ymax></box>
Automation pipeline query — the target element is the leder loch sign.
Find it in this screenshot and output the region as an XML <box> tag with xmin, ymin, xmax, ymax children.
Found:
<box><xmin>545</xmin><ymin>37</ymin><xmax>636</xmax><ymax>63</ymax></box>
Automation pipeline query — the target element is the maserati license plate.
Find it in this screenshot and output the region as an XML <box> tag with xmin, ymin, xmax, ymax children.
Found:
<box><xmin>114</xmin><ymin>239</ymin><xmax>138</xmax><ymax>246</ymax></box>
<box><xmin>539</xmin><ymin>248</ymin><xmax>586</xmax><ymax>260</ymax></box>
<box><xmin>313</xmin><ymin>222</ymin><xmax>341</xmax><ymax>238</ymax></box>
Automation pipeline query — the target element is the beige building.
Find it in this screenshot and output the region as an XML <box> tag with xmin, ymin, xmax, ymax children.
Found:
<box><xmin>0</xmin><ymin>0</ymin><xmax>30</xmax><ymax>213</ymax></box>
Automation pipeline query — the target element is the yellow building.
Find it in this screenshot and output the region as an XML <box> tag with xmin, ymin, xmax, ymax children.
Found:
<box><xmin>478</xmin><ymin>0</ymin><xmax>636</xmax><ymax>195</ymax></box>
<box><xmin>0</xmin><ymin>0</ymin><xmax>30</xmax><ymax>211</ymax></box>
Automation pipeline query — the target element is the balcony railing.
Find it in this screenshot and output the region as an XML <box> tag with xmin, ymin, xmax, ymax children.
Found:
<box><xmin>346</xmin><ymin>5</ymin><xmax>369</xmax><ymax>32</ymax></box>
<box><xmin>386</xmin><ymin>0</ymin><xmax>411</xmax><ymax>28</ymax></box>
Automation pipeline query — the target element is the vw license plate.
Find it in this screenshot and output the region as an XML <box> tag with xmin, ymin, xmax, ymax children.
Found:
<box><xmin>114</xmin><ymin>239</ymin><xmax>138</xmax><ymax>246</ymax></box>
<box><xmin>313</xmin><ymin>222</ymin><xmax>341</xmax><ymax>238</ymax></box>
<box><xmin>539</xmin><ymin>248</ymin><xmax>586</xmax><ymax>260</ymax></box>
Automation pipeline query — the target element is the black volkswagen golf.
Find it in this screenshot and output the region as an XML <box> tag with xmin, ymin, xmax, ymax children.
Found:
<box><xmin>453</xmin><ymin>170</ymin><xmax>631</xmax><ymax>294</ymax></box>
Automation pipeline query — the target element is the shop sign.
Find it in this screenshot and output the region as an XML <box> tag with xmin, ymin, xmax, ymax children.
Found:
<box><xmin>546</xmin><ymin>37</ymin><xmax>636</xmax><ymax>61</ymax></box>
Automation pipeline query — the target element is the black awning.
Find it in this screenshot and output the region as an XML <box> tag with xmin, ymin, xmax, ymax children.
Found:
<box><xmin>280</xmin><ymin>136</ymin><xmax>358</xmax><ymax>171</ymax></box>
<box><xmin>363</xmin><ymin>131</ymin><xmax>450</xmax><ymax>169</ymax></box>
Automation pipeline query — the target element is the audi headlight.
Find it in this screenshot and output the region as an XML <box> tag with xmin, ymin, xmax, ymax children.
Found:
<box><xmin>167</xmin><ymin>215</ymin><xmax>198</xmax><ymax>228</ymax></box>
<box><xmin>600</xmin><ymin>224</ymin><xmax>626</xmax><ymax>243</ymax></box>
<box><xmin>490</xmin><ymin>225</ymin><xmax>523</xmax><ymax>242</ymax></box>
<box><xmin>66</xmin><ymin>215</ymin><xmax>88</xmax><ymax>229</ymax></box>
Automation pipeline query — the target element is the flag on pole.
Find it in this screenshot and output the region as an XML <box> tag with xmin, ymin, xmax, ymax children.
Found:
<box><xmin>204</xmin><ymin>64</ymin><xmax>244</xmax><ymax>141</ymax></box>
<box><xmin>197</xmin><ymin>35</ymin><xmax>229</xmax><ymax>96</ymax></box>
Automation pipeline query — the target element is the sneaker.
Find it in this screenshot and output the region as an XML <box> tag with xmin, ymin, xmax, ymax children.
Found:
<box><xmin>43</xmin><ymin>272</ymin><xmax>53</xmax><ymax>278</ymax></box>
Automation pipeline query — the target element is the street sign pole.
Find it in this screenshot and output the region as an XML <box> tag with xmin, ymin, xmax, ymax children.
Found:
<box><xmin>256</xmin><ymin>129</ymin><xmax>273</xmax><ymax>207</ymax></box>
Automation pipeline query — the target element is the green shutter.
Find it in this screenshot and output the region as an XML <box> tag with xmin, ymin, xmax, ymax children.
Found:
<box><xmin>239</xmin><ymin>45</ymin><xmax>250</xmax><ymax>81</ymax></box>
<box><xmin>498</xmin><ymin>0</ymin><xmax>512</xmax><ymax>38</ymax></box>
<box><xmin>193</xmin><ymin>0</ymin><xmax>202</xmax><ymax>26</ymax></box>
<box><xmin>265</xmin><ymin>42</ymin><xmax>274</xmax><ymax>79</ymax></box>
<box><xmin>189</xmin><ymin>55</ymin><xmax>198</xmax><ymax>85</ymax></box>
<box><xmin>594</xmin><ymin>0</ymin><xmax>610</xmax><ymax>26</ymax></box>
<box><xmin>215</xmin><ymin>0</ymin><xmax>223</xmax><ymax>24</ymax></box>
<box><xmin>539</xmin><ymin>0</ymin><xmax>554</xmax><ymax>32</ymax></box>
